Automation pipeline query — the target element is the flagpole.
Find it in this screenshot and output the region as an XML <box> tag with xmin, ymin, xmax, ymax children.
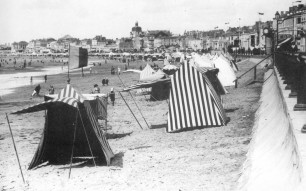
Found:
<box><xmin>68</xmin><ymin>43</ymin><xmax>70</xmax><ymax>81</ymax></box>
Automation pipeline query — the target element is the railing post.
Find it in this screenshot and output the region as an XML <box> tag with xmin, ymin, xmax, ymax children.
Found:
<box><xmin>294</xmin><ymin>54</ymin><xmax>306</xmax><ymax>111</ymax></box>
<box><xmin>289</xmin><ymin>58</ymin><xmax>299</xmax><ymax>97</ymax></box>
<box><xmin>284</xmin><ymin>55</ymin><xmax>296</xmax><ymax>90</ymax></box>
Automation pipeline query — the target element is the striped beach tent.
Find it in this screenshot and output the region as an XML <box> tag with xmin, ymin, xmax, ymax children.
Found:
<box><xmin>57</xmin><ymin>84</ymin><xmax>85</xmax><ymax>102</ymax></box>
<box><xmin>11</xmin><ymin>84</ymin><xmax>114</xmax><ymax>169</ymax></box>
<box><xmin>167</xmin><ymin>63</ymin><xmax>227</xmax><ymax>133</ymax></box>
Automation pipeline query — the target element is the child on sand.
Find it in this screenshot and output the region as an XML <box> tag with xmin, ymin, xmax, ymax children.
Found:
<box><xmin>109</xmin><ymin>88</ymin><xmax>115</xmax><ymax>106</ymax></box>
<box><xmin>48</xmin><ymin>85</ymin><xmax>55</xmax><ymax>94</ymax></box>
<box><xmin>92</xmin><ymin>84</ymin><xmax>100</xmax><ymax>93</ymax></box>
<box><xmin>32</xmin><ymin>84</ymin><xmax>41</xmax><ymax>97</ymax></box>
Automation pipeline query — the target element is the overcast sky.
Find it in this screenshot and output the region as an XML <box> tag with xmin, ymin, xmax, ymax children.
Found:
<box><xmin>0</xmin><ymin>0</ymin><xmax>300</xmax><ymax>43</ymax></box>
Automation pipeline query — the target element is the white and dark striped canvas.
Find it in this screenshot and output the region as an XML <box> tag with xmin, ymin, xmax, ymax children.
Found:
<box><xmin>57</xmin><ymin>84</ymin><xmax>85</xmax><ymax>102</ymax></box>
<box><xmin>12</xmin><ymin>85</ymin><xmax>84</xmax><ymax>114</ymax></box>
<box><xmin>167</xmin><ymin>63</ymin><xmax>226</xmax><ymax>133</ymax></box>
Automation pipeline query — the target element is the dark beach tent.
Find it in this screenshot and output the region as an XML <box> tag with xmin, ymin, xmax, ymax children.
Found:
<box><xmin>167</xmin><ymin>63</ymin><xmax>227</xmax><ymax>133</ymax></box>
<box><xmin>11</xmin><ymin>84</ymin><xmax>114</xmax><ymax>169</ymax></box>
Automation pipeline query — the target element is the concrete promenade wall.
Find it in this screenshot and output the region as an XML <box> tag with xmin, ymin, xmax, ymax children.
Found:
<box><xmin>237</xmin><ymin>69</ymin><xmax>305</xmax><ymax>190</ymax></box>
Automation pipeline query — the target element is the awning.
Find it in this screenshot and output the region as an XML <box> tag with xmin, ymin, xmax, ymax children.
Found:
<box><xmin>121</xmin><ymin>78</ymin><xmax>171</xmax><ymax>92</ymax></box>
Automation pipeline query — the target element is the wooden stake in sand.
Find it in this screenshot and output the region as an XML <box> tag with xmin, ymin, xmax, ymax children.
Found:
<box><xmin>118</xmin><ymin>92</ymin><xmax>143</xmax><ymax>130</ymax></box>
<box><xmin>69</xmin><ymin>110</ymin><xmax>78</xmax><ymax>179</ymax></box>
<box><xmin>5</xmin><ymin>113</ymin><xmax>25</xmax><ymax>184</ymax></box>
<box><xmin>117</xmin><ymin>74</ymin><xmax>150</xmax><ymax>129</ymax></box>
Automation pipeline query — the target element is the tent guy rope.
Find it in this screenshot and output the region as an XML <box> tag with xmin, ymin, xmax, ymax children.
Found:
<box><xmin>118</xmin><ymin>91</ymin><xmax>143</xmax><ymax>130</ymax></box>
<box><xmin>117</xmin><ymin>74</ymin><xmax>150</xmax><ymax>129</ymax></box>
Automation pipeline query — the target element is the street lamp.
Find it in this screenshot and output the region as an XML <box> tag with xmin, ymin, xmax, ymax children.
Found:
<box><xmin>275</xmin><ymin>11</ymin><xmax>281</xmax><ymax>47</ymax></box>
<box><xmin>238</xmin><ymin>18</ymin><xmax>241</xmax><ymax>48</ymax></box>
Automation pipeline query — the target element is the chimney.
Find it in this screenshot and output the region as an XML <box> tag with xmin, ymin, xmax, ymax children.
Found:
<box><xmin>298</xmin><ymin>4</ymin><xmax>304</xmax><ymax>9</ymax></box>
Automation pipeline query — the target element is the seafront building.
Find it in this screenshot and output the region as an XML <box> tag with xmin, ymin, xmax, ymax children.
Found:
<box><xmin>273</xmin><ymin>3</ymin><xmax>306</xmax><ymax>52</ymax></box>
<box><xmin>1</xmin><ymin>18</ymin><xmax>276</xmax><ymax>54</ymax></box>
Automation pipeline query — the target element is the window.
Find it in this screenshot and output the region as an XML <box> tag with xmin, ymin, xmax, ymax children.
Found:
<box><xmin>251</xmin><ymin>35</ymin><xmax>255</xmax><ymax>47</ymax></box>
<box><xmin>298</xmin><ymin>17</ymin><xmax>301</xmax><ymax>24</ymax></box>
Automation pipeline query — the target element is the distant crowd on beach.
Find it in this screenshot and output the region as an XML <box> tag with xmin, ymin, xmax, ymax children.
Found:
<box><xmin>1</xmin><ymin>54</ymin><xmax>165</xmax><ymax>107</ymax></box>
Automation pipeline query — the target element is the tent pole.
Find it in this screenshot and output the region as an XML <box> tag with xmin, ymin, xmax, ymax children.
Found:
<box><xmin>5</xmin><ymin>113</ymin><xmax>25</xmax><ymax>184</ymax></box>
<box><xmin>105</xmin><ymin>98</ymin><xmax>108</xmax><ymax>132</ymax></box>
<box><xmin>77</xmin><ymin>109</ymin><xmax>97</xmax><ymax>167</ymax></box>
<box><xmin>117</xmin><ymin>74</ymin><xmax>150</xmax><ymax>128</ymax></box>
<box><xmin>118</xmin><ymin>92</ymin><xmax>143</xmax><ymax>130</ymax></box>
<box><xmin>69</xmin><ymin>110</ymin><xmax>78</xmax><ymax>179</ymax></box>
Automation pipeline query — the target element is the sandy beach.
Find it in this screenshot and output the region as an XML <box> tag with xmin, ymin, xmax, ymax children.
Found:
<box><xmin>0</xmin><ymin>56</ymin><xmax>265</xmax><ymax>191</ymax></box>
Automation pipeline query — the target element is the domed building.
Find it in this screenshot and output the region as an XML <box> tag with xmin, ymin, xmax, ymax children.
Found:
<box><xmin>131</xmin><ymin>21</ymin><xmax>142</xmax><ymax>38</ymax></box>
<box><xmin>131</xmin><ymin>21</ymin><xmax>144</xmax><ymax>50</ymax></box>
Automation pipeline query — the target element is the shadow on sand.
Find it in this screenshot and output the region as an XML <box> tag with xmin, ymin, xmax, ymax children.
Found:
<box><xmin>58</xmin><ymin>157</ymin><xmax>107</xmax><ymax>169</ymax></box>
<box><xmin>149</xmin><ymin>123</ymin><xmax>167</xmax><ymax>129</ymax></box>
<box><xmin>106</xmin><ymin>132</ymin><xmax>132</xmax><ymax>139</ymax></box>
<box><xmin>225</xmin><ymin>108</ymin><xmax>239</xmax><ymax>113</ymax></box>
<box><xmin>110</xmin><ymin>152</ymin><xmax>124</xmax><ymax>168</ymax></box>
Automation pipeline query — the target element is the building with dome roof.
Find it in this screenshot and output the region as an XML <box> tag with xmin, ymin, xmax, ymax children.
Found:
<box><xmin>131</xmin><ymin>21</ymin><xmax>143</xmax><ymax>38</ymax></box>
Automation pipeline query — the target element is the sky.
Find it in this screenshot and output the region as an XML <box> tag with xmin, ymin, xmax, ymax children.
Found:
<box><xmin>0</xmin><ymin>0</ymin><xmax>302</xmax><ymax>44</ymax></box>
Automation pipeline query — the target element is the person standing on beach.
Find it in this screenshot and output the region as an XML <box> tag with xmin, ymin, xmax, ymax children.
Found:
<box><xmin>118</xmin><ymin>67</ymin><xmax>121</xmax><ymax>75</ymax></box>
<box><xmin>30</xmin><ymin>76</ymin><xmax>33</xmax><ymax>84</ymax></box>
<box><xmin>102</xmin><ymin>78</ymin><xmax>106</xmax><ymax>86</ymax></box>
<box><xmin>109</xmin><ymin>88</ymin><xmax>115</xmax><ymax>106</ymax></box>
<box><xmin>105</xmin><ymin>78</ymin><xmax>109</xmax><ymax>86</ymax></box>
<box><xmin>111</xmin><ymin>66</ymin><xmax>115</xmax><ymax>75</ymax></box>
<box><xmin>44</xmin><ymin>75</ymin><xmax>47</xmax><ymax>83</ymax></box>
